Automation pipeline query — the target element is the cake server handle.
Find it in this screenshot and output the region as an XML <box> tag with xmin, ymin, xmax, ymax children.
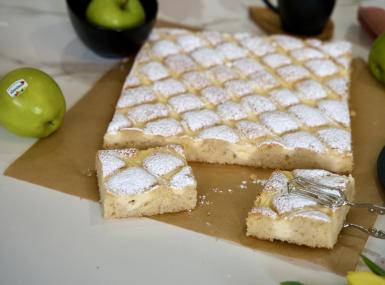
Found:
<box><xmin>343</xmin><ymin>223</ymin><xmax>385</xmax><ymax>239</ymax></box>
<box><xmin>345</xmin><ymin>202</ymin><xmax>385</xmax><ymax>215</ymax></box>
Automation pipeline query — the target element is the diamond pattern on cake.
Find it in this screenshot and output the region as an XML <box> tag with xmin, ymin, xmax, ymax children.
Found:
<box><xmin>140</xmin><ymin>62</ymin><xmax>169</xmax><ymax>81</ymax></box>
<box><xmin>295</xmin><ymin>80</ymin><xmax>327</xmax><ymax>101</ymax></box>
<box><xmin>262</xmin><ymin>53</ymin><xmax>292</xmax><ymax>68</ymax></box>
<box><xmin>153</xmin><ymin>79</ymin><xmax>186</xmax><ymax>98</ymax></box>
<box><xmin>240</xmin><ymin>36</ymin><xmax>276</xmax><ymax>56</ymax></box>
<box><xmin>241</xmin><ymin>95</ymin><xmax>276</xmax><ymax>114</ymax></box>
<box><xmin>224</xmin><ymin>80</ymin><xmax>254</xmax><ymax>97</ymax></box>
<box><xmin>128</xmin><ymin>103</ymin><xmax>170</xmax><ymax>124</ymax></box>
<box><xmin>182</xmin><ymin>109</ymin><xmax>221</xmax><ymax>131</ymax></box>
<box><xmin>260</xmin><ymin>111</ymin><xmax>300</xmax><ymax>135</ymax></box>
<box><xmin>165</xmin><ymin>54</ymin><xmax>197</xmax><ymax>74</ymax></box>
<box><xmin>217</xmin><ymin>101</ymin><xmax>247</xmax><ymax>121</ymax></box>
<box><xmin>168</xmin><ymin>93</ymin><xmax>204</xmax><ymax>113</ymax></box>
<box><xmin>269</xmin><ymin>88</ymin><xmax>299</xmax><ymax>107</ymax></box>
<box><xmin>182</xmin><ymin>71</ymin><xmax>212</xmax><ymax>90</ymax></box>
<box><xmin>289</xmin><ymin>104</ymin><xmax>329</xmax><ymax>127</ymax></box>
<box><xmin>201</xmin><ymin>86</ymin><xmax>231</xmax><ymax>105</ymax></box>
<box><xmin>144</xmin><ymin>118</ymin><xmax>183</xmax><ymax>137</ymax></box>
<box><xmin>191</xmin><ymin>47</ymin><xmax>223</xmax><ymax>67</ymax></box>
<box><xmin>276</xmin><ymin>65</ymin><xmax>310</xmax><ymax>82</ymax></box>
<box><xmin>305</xmin><ymin>59</ymin><xmax>339</xmax><ymax>77</ymax></box>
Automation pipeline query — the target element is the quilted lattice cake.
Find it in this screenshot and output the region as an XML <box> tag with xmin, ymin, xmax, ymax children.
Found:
<box><xmin>246</xmin><ymin>169</ymin><xmax>355</xmax><ymax>248</ymax></box>
<box><xmin>104</xmin><ymin>28</ymin><xmax>353</xmax><ymax>173</ymax></box>
<box><xmin>96</xmin><ymin>144</ymin><xmax>197</xmax><ymax>218</ymax></box>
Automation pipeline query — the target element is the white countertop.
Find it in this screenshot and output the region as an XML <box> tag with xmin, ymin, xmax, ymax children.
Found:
<box><xmin>0</xmin><ymin>0</ymin><xmax>384</xmax><ymax>284</ymax></box>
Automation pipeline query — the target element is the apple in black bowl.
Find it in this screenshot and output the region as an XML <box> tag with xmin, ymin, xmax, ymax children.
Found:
<box><xmin>66</xmin><ymin>0</ymin><xmax>158</xmax><ymax>57</ymax></box>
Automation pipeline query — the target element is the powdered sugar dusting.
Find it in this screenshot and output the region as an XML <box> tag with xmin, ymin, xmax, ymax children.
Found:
<box><xmin>249</xmin><ymin>70</ymin><xmax>280</xmax><ymax>91</ymax></box>
<box><xmin>250</xmin><ymin>207</ymin><xmax>278</xmax><ymax>218</ymax></box>
<box><xmin>153</xmin><ymin>79</ymin><xmax>186</xmax><ymax>98</ymax></box>
<box><xmin>144</xmin><ymin>118</ymin><xmax>183</xmax><ymax>137</ymax></box>
<box><xmin>191</xmin><ymin>47</ymin><xmax>223</xmax><ymax>67</ymax></box>
<box><xmin>170</xmin><ymin>166</ymin><xmax>196</xmax><ymax>189</ymax></box>
<box><xmin>107</xmin><ymin>113</ymin><xmax>132</xmax><ymax>133</ymax></box>
<box><xmin>262</xmin><ymin>53</ymin><xmax>292</xmax><ymax>68</ymax></box>
<box><xmin>143</xmin><ymin>153</ymin><xmax>184</xmax><ymax>177</ymax></box>
<box><xmin>269</xmin><ymin>88</ymin><xmax>299</xmax><ymax>107</ymax></box>
<box><xmin>289</xmin><ymin>104</ymin><xmax>330</xmax><ymax>127</ymax></box>
<box><xmin>321</xmin><ymin>41</ymin><xmax>352</xmax><ymax>57</ymax></box>
<box><xmin>271</xmin><ymin>35</ymin><xmax>304</xmax><ymax>50</ymax></box>
<box><xmin>201</xmin><ymin>86</ymin><xmax>231</xmax><ymax>105</ymax></box>
<box><xmin>169</xmin><ymin>93</ymin><xmax>204</xmax><ymax>113</ymax></box>
<box><xmin>182</xmin><ymin>71</ymin><xmax>212</xmax><ymax>90</ymax></box>
<box><xmin>232</xmin><ymin>58</ymin><xmax>264</xmax><ymax>75</ymax></box>
<box><xmin>128</xmin><ymin>103</ymin><xmax>169</xmax><ymax>124</ymax></box>
<box><xmin>296</xmin><ymin>80</ymin><xmax>327</xmax><ymax>101</ymax></box>
<box><xmin>290</xmin><ymin>48</ymin><xmax>325</xmax><ymax>61</ymax></box>
<box><xmin>326</xmin><ymin>77</ymin><xmax>349</xmax><ymax>97</ymax></box>
<box><xmin>282</xmin><ymin>131</ymin><xmax>325</xmax><ymax>153</ymax></box>
<box><xmin>236</xmin><ymin>120</ymin><xmax>269</xmax><ymax>140</ymax></box>
<box><xmin>182</xmin><ymin>109</ymin><xmax>221</xmax><ymax>131</ymax></box>
<box><xmin>165</xmin><ymin>54</ymin><xmax>197</xmax><ymax>74</ymax></box>
<box><xmin>177</xmin><ymin>34</ymin><xmax>206</xmax><ymax>52</ymax></box>
<box><xmin>217</xmin><ymin>101</ymin><xmax>247</xmax><ymax>121</ymax></box>
<box><xmin>152</xmin><ymin>40</ymin><xmax>180</xmax><ymax>58</ymax></box>
<box><xmin>241</xmin><ymin>95</ymin><xmax>276</xmax><ymax>114</ymax></box>
<box><xmin>305</xmin><ymin>59</ymin><xmax>339</xmax><ymax>77</ymax></box>
<box><xmin>98</xmin><ymin>151</ymin><xmax>126</xmax><ymax>177</ymax></box>
<box><xmin>216</xmin><ymin>42</ymin><xmax>248</xmax><ymax>60</ymax></box>
<box><xmin>209</xmin><ymin>65</ymin><xmax>238</xmax><ymax>83</ymax></box>
<box><xmin>198</xmin><ymin>125</ymin><xmax>240</xmax><ymax>143</ymax></box>
<box><xmin>240</xmin><ymin>36</ymin><xmax>276</xmax><ymax>56</ymax></box>
<box><xmin>106</xmin><ymin>167</ymin><xmax>157</xmax><ymax>196</ymax></box>
<box><xmin>277</xmin><ymin>65</ymin><xmax>310</xmax><ymax>82</ymax></box>
<box><xmin>260</xmin><ymin>111</ymin><xmax>300</xmax><ymax>135</ymax></box>
<box><xmin>264</xmin><ymin>171</ymin><xmax>289</xmax><ymax>193</ymax></box>
<box><xmin>140</xmin><ymin>62</ymin><xmax>169</xmax><ymax>81</ymax></box>
<box><xmin>272</xmin><ymin>194</ymin><xmax>317</xmax><ymax>214</ymax></box>
<box><xmin>318</xmin><ymin>128</ymin><xmax>351</xmax><ymax>153</ymax></box>
<box><xmin>224</xmin><ymin>80</ymin><xmax>254</xmax><ymax>97</ymax></box>
<box><xmin>117</xmin><ymin>86</ymin><xmax>156</xmax><ymax>108</ymax></box>
<box><xmin>318</xmin><ymin>100</ymin><xmax>350</xmax><ymax>126</ymax></box>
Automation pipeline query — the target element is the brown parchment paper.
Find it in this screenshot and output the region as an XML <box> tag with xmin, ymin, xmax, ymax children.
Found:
<box><xmin>4</xmin><ymin>21</ymin><xmax>385</xmax><ymax>275</ymax></box>
<box><xmin>248</xmin><ymin>6</ymin><xmax>334</xmax><ymax>40</ymax></box>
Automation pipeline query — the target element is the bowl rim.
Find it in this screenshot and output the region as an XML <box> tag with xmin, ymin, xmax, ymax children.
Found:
<box><xmin>65</xmin><ymin>0</ymin><xmax>158</xmax><ymax>33</ymax></box>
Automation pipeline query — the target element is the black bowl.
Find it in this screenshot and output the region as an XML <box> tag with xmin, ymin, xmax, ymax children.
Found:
<box><xmin>66</xmin><ymin>0</ymin><xmax>158</xmax><ymax>57</ymax></box>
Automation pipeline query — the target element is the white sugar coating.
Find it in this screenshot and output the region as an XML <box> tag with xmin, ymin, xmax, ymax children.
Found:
<box><xmin>305</xmin><ymin>38</ymin><xmax>322</xmax><ymax>48</ymax></box>
<box><xmin>136</xmin><ymin>48</ymin><xmax>151</xmax><ymax>63</ymax></box>
<box><xmin>209</xmin><ymin>65</ymin><xmax>238</xmax><ymax>83</ymax></box>
<box><xmin>241</xmin><ymin>95</ymin><xmax>276</xmax><ymax>115</ymax></box>
<box><xmin>98</xmin><ymin>151</ymin><xmax>126</xmax><ymax>177</ymax></box>
<box><xmin>201</xmin><ymin>86</ymin><xmax>231</xmax><ymax>105</ymax></box>
<box><xmin>289</xmin><ymin>104</ymin><xmax>330</xmax><ymax>127</ymax></box>
<box><xmin>148</xmin><ymin>30</ymin><xmax>161</xmax><ymax>41</ymax></box>
<box><xmin>305</xmin><ymin>59</ymin><xmax>339</xmax><ymax>77</ymax></box>
<box><xmin>182</xmin><ymin>109</ymin><xmax>221</xmax><ymax>131</ymax></box>
<box><xmin>321</xmin><ymin>41</ymin><xmax>352</xmax><ymax>57</ymax></box>
<box><xmin>157</xmin><ymin>27</ymin><xmax>192</xmax><ymax>35</ymax></box>
<box><xmin>217</xmin><ymin>101</ymin><xmax>248</xmax><ymax>121</ymax></box>
<box><xmin>216</xmin><ymin>42</ymin><xmax>248</xmax><ymax>60</ymax></box>
<box><xmin>240</xmin><ymin>37</ymin><xmax>276</xmax><ymax>56</ymax></box>
<box><xmin>198</xmin><ymin>125</ymin><xmax>240</xmax><ymax>143</ymax></box>
<box><xmin>260</xmin><ymin>111</ymin><xmax>300</xmax><ymax>135</ymax></box>
<box><xmin>168</xmin><ymin>144</ymin><xmax>185</xmax><ymax>155</ymax></box>
<box><xmin>336</xmin><ymin>57</ymin><xmax>351</xmax><ymax>70</ymax></box>
<box><xmin>182</xmin><ymin>71</ymin><xmax>212</xmax><ymax>90</ymax></box>
<box><xmin>262</xmin><ymin>53</ymin><xmax>292</xmax><ymax>68</ymax></box>
<box><xmin>233</xmin><ymin>32</ymin><xmax>252</xmax><ymax>40</ymax></box>
<box><xmin>249</xmin><ymin>70</ymin><xmax>280</xmax><ymax>91</ymax></box>
<box><xmin>153</xmin><ymin>78</ymin><xmax>186</xmax><ymax>98</ymax></box>
<box><xmin>250</xmin><ymin>207</ymin><xmax>278</xmax><ymax>218</ymax></box>
<box><xmin>143</xmin><ymin>152</ymin><xmax>184</xmax><ymax>177</ymax></box>
<box><xmin>170</xmin><ymin>166</ymin><xmax>196</xmax><ymax>189</ymax></box>
<box><xmin>271</xmin><ymin>35</ymin><xmax>304</xmax><ymax>50</ymax></box>
<box><xmin>293</xmin><ymin>169</ymin><xmax>349</xmax><ymax>190</ymax></box>
<box><xmin>117</xmin><ymin>86</ymin><xmax>156</xmax><ymax>108</ymax></box>
<box><xmin>151</xmin><ymin>40</ymin><xmax>180</xmax><ymax>58</ymax></box>
<box><xmin>165</xmin><ymin>54</ymin><xmax>197</xmax><ymax>74</ymax></box>
<box><xmin>269</xmin><ymin>88</ymin><xmax>299</xmax><ymax>107</ymax></box>
<box><xmin>177</xmin><ymin>34</ymin><xmax>206</xmax><ymax>52</ymax></box>
<box><xmin>318</xmin><ymin>128</ymin><xmax>351</xmax><ymax>153</ymax></box>
<box><xmin>232</xmin><ymin>58</ymin><xmax>264</xmax><ymax>75</ymax></box>
<box><xmin>123</xmin><ymin>74</ymin><xmax>141</xmax><ymax>88</ymax></box>
<box><xmin>290</xmin><ymin>48</ymin><xmax>325</xmax><ymax>61</ymax></box>
<box><xmin>264</xmin><ymin>171</ymin><xmax>289</xmax><ymax>193</ymax></box>
<box><xmin>272</xmin><ymin>194</ymin><xmax>317</xmax><ymax>214</ymax></box>
<box><xmin>106</xmin><ymin>167</ymin><xmax>157</xmax><ymax>196</ymax></box>
<box><xmin>276</xmin><ymin>65</ymin><xmax>310</xmax><ymax>82</ymax></box>
<box><xmin>200</xmin><ymin>30</ymin><xmax>227</xmax><ymax>46</ymax></box>
<box><xmin>224</xmin><ymin>80</ymin><xmax>254</xmax><ymax>97</ymax></box>
<box><xmin>326</xmin><ymin>77</ymin><xmax>349</xmax><ymax>97</ymax></box>
<box><xmin>107</xmin><ymin>112</ymin><xmax>132</xmax><ymax>133</ymax></box>
<box><xmin>144</xmin><ymin>118</ymin><xmax>183</xmax><ymax>137</ymax></box>
<box><xmin>191</xmin><ymin>47</ymin><xmax>223</xmax><ymax>67</ymax></box>
<box><xmin>128</xmin><ymin>103</ymin><xmax>169</xmax><ymax>124</ymax></box>
<box><xmin>168</xmin><ymin>93</ymin><xmax>204</xmax><ymax>113</ymax></box>
<box><xmin>236</xmin><ymin>120</ymin><xmax>269</xmax><ymax>140</ymax></box>
<box><xmin>295</xmin><ymin>79</ymin><xmax>327</xmax><ymax>101</ymax></box>
<box><xmin>140</xmin><ymin>62</ymin><xmax>169</xmax><ymax>81</ymax></box>
<box><xmin>282</xmin><ymin>131</ymin><xmax>325</xmax><ymax>153</ymax></box>
<box><xmin>291</xmin><ymin>210</ymin><xmax>331</xmax><ymax>222</ymax></box>
<box><xmin>318</xmin><ymin>100</ymin><xmax>350</xmax><ymax>126</ymax></box>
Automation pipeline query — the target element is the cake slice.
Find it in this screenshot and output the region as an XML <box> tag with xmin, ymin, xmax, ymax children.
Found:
<box><xmin>104</xmin><ymin>28</ymin><xmax>353</xmax><ymax>173</ymax></box>
<box><xmin>96</xmin><ymin>144</ymin><xmax>197</xmax><ymax>218</ymax></box>
<box><xmin>246</xmin><ymin>169</ymin><xmax>355</xmax><ymax>248</ymax></box>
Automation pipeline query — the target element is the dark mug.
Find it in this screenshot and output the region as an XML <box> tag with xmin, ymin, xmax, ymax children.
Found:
<box><xmin>262</xmin><ymin>0</ymin><xmax>336</xmax><ymax>35</ymax></box>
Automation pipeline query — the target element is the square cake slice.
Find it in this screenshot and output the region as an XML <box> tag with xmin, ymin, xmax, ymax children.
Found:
<box><xmin>96</xmin><ymin>145</ymin><xmax>197</xmax><ymax>218</ymax></box>
<box><xmin>104</xmin><ymin>28</ymin><xmax>353</xmax><ymax>173</ymax></box>
<box><xmin>246</xmin><ymin>169</ymin><xmax>355</xmax><ymax>248</ymax></box>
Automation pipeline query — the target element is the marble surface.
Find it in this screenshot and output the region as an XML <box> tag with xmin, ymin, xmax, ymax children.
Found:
<box><xmin>0</xmin><ymin>0</ymin><xmax>384</xmax><ymax>284</ymax></box>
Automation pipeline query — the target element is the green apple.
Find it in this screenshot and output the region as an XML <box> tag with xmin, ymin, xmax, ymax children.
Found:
<box><xmin>86</xmin><ymin>0</ymin><xmax>146</xmax><ymax>30</ymax></box>
<box><xmin>369</xmin><ymin>32</ymin><xmax>385</xmax><ymax>85</ymax></box>
<box><xmin>0</xmin><ymin>68</ymin><xmax>66</xmax><ymax>138</ymax></box>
